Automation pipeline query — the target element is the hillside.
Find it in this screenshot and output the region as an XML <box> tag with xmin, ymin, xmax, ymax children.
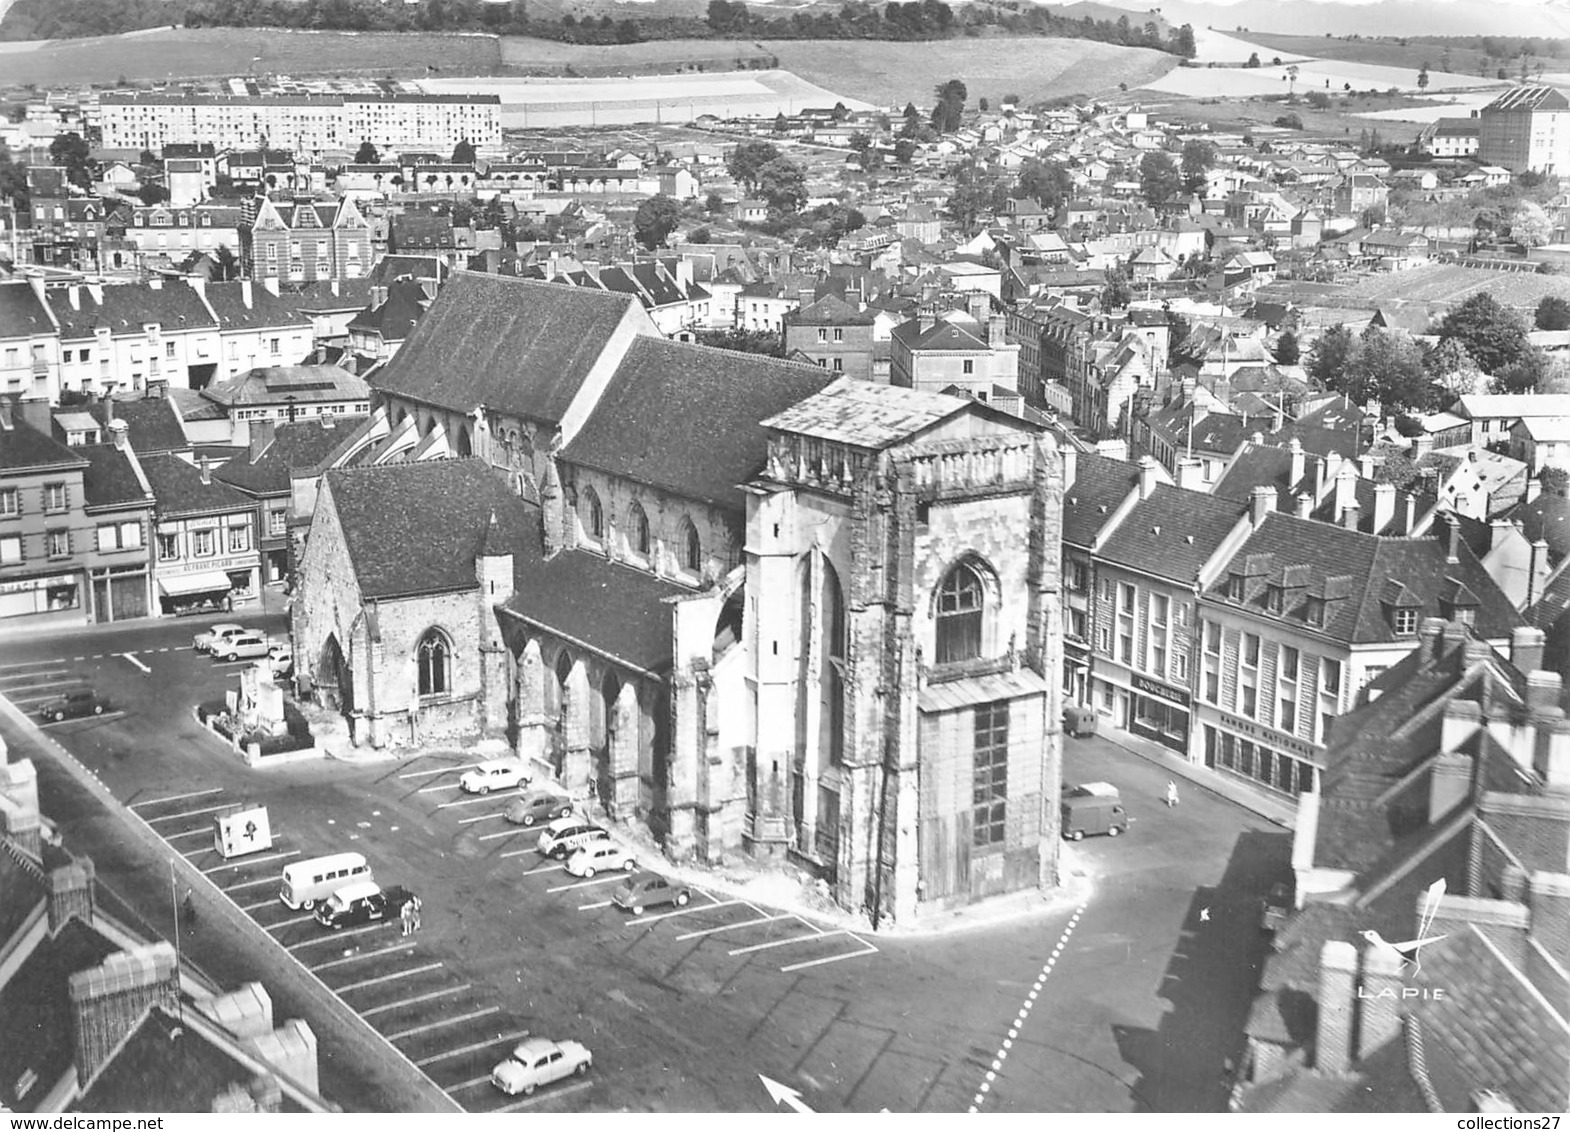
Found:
<box><xmin>1239</xmin><ymin>32</ymin><xmax>1522</xmax><ymax>77</ymax></box>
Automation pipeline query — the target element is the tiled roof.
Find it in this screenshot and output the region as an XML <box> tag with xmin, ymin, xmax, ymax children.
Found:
<box><xmin>0</xmin><ymin>414</ymin><xmax>87</xmax><ymax>472</ymax></box>
<box><xmin>890</xmin><ymin>316</ymin><xmax>988</xmax><ymax>352</ymax></box>
<box><xmin>140</xmin><ymin>453</ymin><xmax>256</xmax><ymax>518</ymax></box>
<box><xmin>79</xmin><ymin>443</ymin><xmax>151</xmax><ymax>509</ymax></box>
<box><xmin>561</xmin><ymin>338</ymin><xmax>831</xmax><ymax>510</ymax></box>
<box><xmin>0</xmin><ymin>917</ymin><xmax>119</xmax><ymax>1112</ymax></box>
<box><xmin>368</xmin><ymin>272</ymin><xmax>643</xmax><ymax>424</ymax></box>
<box><xmin>501</xmin><ymin>549</ymin><xmax>686</xmax><ymax>674</ymax></box>
<box><xmin>93</xmin><ymin>396</ymin><xmax>189</xmax><ymax>455</ymax></box>
<box><xmin>200</xmin><ymin>281</ymin><xmax>310</xmax><ymax>332</ymax></box>
<box><xmin>787</xmin><ymin>293</ymin><xmax>875</xmax><ymax>327</ymax></box>
<box><xmin>214</xmin><ymin>417</ymin><xmax>367</xmax><ymax>497</ymax></box>
<box><xmin>1515</xmin><ymin>490</ymin><xmax>1570</xmax><ymax>565</ymax></box>
<box><xmin>760</xmin><ymin>377</ymin><xmax>990</xmax><ymax>451</ymax></box>
<box><xmin>324</xmin><ymin>459</ymin><xmax>537</xmax><ymax>600</ymax></box>
<box><xmin>1096</xmin><ymin>484</ymin><xmax>1246</xmax><ymax>581</ymax></box>
<box><xmin>48</xmin><ymin>281</ymin><xmax>216</xmax><ymax>339</ymax></box>
<box><xmin>0</xmin><ymin>280</ymin><xmax>57</xmax><ymax>339</ymax></box>
<box><xmin>1061</xmin><ymin>453</ymin><xmax>1137</xmax><ymax>549</ymax></box>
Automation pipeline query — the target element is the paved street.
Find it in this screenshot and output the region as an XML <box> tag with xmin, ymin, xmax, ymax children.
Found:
<box><xmin>0</xmin><ymin>617</ymin><xmax>1290</xmax><ymax>1113</ymax></box>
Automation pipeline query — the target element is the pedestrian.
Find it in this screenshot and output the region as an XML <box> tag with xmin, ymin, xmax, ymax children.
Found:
<box><xmin>400</xmin><ymin>901</ymin><xmax>412</xmax><ymax>937</ymax></box>
<box><xmin>1165</xmin><ymin>780</ymin><xmax>1179</xmax><ymax>808</ymax></box>
<box><xmin>411</xmin><ymin>895</ymin><xmax>423</xmax><ymax>934</ymax></box>
<box><xmin>182</xmin><ymin>887</ymin><xmax>197</xmax><ymax>930</ymax></box>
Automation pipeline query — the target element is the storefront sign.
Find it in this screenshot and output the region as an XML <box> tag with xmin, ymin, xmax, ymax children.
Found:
<box><xmin>0</xmin><ymin>572</ymin><xmax>79</xmax><ymax>595</ymax></box>
<box><xmin>1212</xmin><ymin>710</ymin><xmax>1319</xmax><ymax>760</ymax></box>
<box><xmin>1133</xmin><ymin>673</ymin><xmax>1191</xmax><ymax>708</ymax></box>
<box><xmin>171</xmin><ymin>554</ymin><xmax>257</xmax><ymax>576</ymax></box>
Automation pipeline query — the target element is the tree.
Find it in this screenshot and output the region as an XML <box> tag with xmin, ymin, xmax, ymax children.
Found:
<box><xmin>1179</xmin><ymin>139</ymin><xmax>1216</xmax><ymax>196</ymax></box>
<box><xmin>1510</xmin><ymin>200</ymin><xmax>1552</xmax><ymax>248</ymax></box>
<box><xmin>689</xmin><ymin>226</ymin><xmax>711</xmax><ymax>245</ymax></box>
<box><xmin>773</xmin><ymin>112</ymin><xmax>788</xmax><ymax>134</ymax></box>
<box><xmin>1307</xmin><ymin>324</ymin><xmax>1365</xmax><ymax>399</ymax></box>
<box><xmin>0</xmin><ymin>144</ymin><xmax>30</xmax><ymax>212</ymax></box>
<box><xmin>727</xmin><ymin>140</ymin><xmax>780</xmax><ymax>194</ymax></box>
<box><xmin>135</xmin><ymin>182</ymin><xmax>169</xmax><ymax>206</ymax></box>
<box><xmin>1437</xmin><ymin>292</ymin><xmax>1532</xmax><ymax>376</ymax></box>
<box><xmin>1100</xmin><ymin>263</ymin><xmax>1131</xmax><ymax>310</ymax></box>
<box><xmin>704</xmin><ymin>191</ymin><xmax>725</xmax><ymax>214</ymax></box>
<box><xmin>978</xmin><ymin>97</ymin><xmax>990</xmax><ymax>112</ymax></box>
<box><xmin>1274</xmin><ymin>113</ymin><xmax>1305</xmax><ymax>130</ymax></box>
<box><xmin>893</xmin><ymin>138</ymin><xmax>917</xmax><ymax>165</ymax></box>
<box><xmin>1275</xmin><ymin>329</ymin><xmax>1299</xmax><ymax>365</ymax></box>
<box><xmin>756</xmin><ymin>156</ymin><xmax>806</xmax><ymax>215</ymax></box>
<box><xmin>1286</xmin><ymin>63</ymin><xmax>1300</xmax><ymax>96</ymax></box>
<box><xmin>138</xmin><ymin>148</ymin><xmax>158</xmax><ymax>167</ymax></box>
<box><xmin>1138</xmin><ymin>151</ymin><xmax>1181</xmax><ymax>207</ymax></box>
<box><xmin>213</xmin><ymin>244</ymin><xmax>240</xmax><ymax>282</ymax></box>
<box><xmin>1245</xmin><ymin>52</ymin><xmax>1260</xmax><ymax>68</ymax></box>
<box><xmin>451</xmin><ymin>138</ymin><xmax>476</xmax><ymax>164</ymax></box>
<box><xmin>692</xmin><ymin>328</ymin><xmax>784</xmax><ymax>356</ymax></box>
<box><xmin>1417</xmin><ymin>65</ymin><xmax>1429</xmax><ymax>92</ymax></box>
<box><xmin>1359</xmin><ymin>326</ymin><xmax>1433</xmax><ymax>412</ymax></box>
<box><xmin>1015</xmin><ymin>158</ymin><xmax>1071</xmax><ymax>210</ymax></box>
<box><xmin>931</xmin><ymin>78</ymin><xmax>967</xmax><ymax>134</ymax></box>
<box><xmin>49</xmin><ymin>131</ymin><xmax>94</xmax><ymax>190</ymax></box>
<box><xmin>1493</xmin><ymin>347</ymin><xmax>1552</xmax><ymax>394</ymax></box>
<box><xmin>1168</xmin><ymin>23</ymin><xmax>1196</xmax><ymax>58</ymax></box>
<box><xmin>354</xmin><ymin>140</ymin><xmax>380</xmax><ymax>164</ymax></box>
<box><xmin>1537</xmin><ymin>295</ymin><xmax>1570</xmax><ymax>330</ymax></box>
<box><xmin>634</xmin><ymin>195</ymin><xmax>681</xmax><ymax>250</ymax></box>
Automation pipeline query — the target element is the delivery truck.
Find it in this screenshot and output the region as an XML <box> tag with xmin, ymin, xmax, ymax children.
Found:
<box><xmin>1060</xmin><ymin>782</ymin><xmax>1128</xmax><ymax>841</ymax></box>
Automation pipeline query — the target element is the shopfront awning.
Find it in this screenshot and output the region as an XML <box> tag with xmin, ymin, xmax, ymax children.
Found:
<box><xmin>158</xmin><ymin>571</ymin><xmax>233</xmax><ymax>598</ymax></box>
<box><xmin>918</xmin><ymin>667</ymin><xmax>1050</xmax><ymax>714</ymax></box>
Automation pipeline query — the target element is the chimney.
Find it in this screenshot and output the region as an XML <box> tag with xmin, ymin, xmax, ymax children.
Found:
<box><xmin>68</xmin><ymin>284</ymin><xmax>81</xmax><ymax>311</ymax></box>
<box><xmin>18</xmin><ymin>396</ymin><xmax>52</xmax><ymax>435</ymax></box>
<box><xmin>241</xmin><ymin>279</ymin><xmax>253</xmax><ymax>308</ymax></box>
<box><xmin>1536</xmin><ymin>718</ymin><xmax>1570</xmax><ymax>793</ymax></box>
<box><xmin>1356</xmin><ymin>943</ymin><xmax>1405</xmax><ymax>1062</ymax></box>
<box><xmin>1529</xmin><ymin>872</ymin><xmax>1570</xmax><ymax>953</ymax></box>
<box><xmin>1418</xmin><ymin>616</ymin><xmax>1446</xmax><ymax>660</ymax></box>
<box><xmin>1511</xmin><ymin>626</ymin><xmax>1546</xmax><ymax>674</ymax></box>
<box><xmin>1334</xmin><ymin>464</ymin><xmax>1356</xmax><ymax>523</ymax></box>
<box><xmin>988</xmin><ymin>313</ymin><xmax>1006</xmax><ymax>345</ymax></box>
<box><xmin>1530</xmin><ymin>539</ymin><xmax>1550</xmax><ymax>607</ymax></box>
<box><xmin>918</xmin><ymin>306</ymin><xmax>936</xmax><ymax>333</ymax></box>
<box><xmin>48</xmin><ymin>854</ymin><xmax>97</xmax><ymax>933</ymax></box>
<box><xmin>1341</xmin><ymin>501</ymin><xmax>1361</xmax><ymax>530</ymax></box>
<box><xmin>1527</xmin><ymin>478</ymin><xmax>1542</xmax><ymax>504</ymax></box>
<box><xmin>967</xmin><ymin>291</ymin><xmax>988</xmax><ymax>324</ymax></box>
<box><xmin>261</xmin><ymin>277</ymin><xmax>281</xmax><ymax>297</ymax></box>
<box><xmin>1359</xmin><ymin>453</ymin><xmax>1375</xmax><ymax>478</ymax></box>
<box><xmin>1440</xmin><ymin>697</ymin><xmax>1483</xmax><ymax>758</ymax></box>
<box><xmin>1441</xmin><ymin>511</ymin><xmax>1461</xmax><ymax>563</ymax></box>
<box><xmin>1315</xmin><ymin>940</ymin><xmax>1358</xmax><ymax>1074</ymax></box>
<box><xmin>200</xmin><ymin>455</ymin><xmax>212</xmax><ymax>485</ymax></box>
<box><xmin>251</xmin><ymin>420</ymin><xmax>277</xmax><ymax>463</ymax></box>
<box><xmin>1527</xmin><ymin>670</ymin><xmax>1564</xmax><ymax>716</ymax></box>
<box><xmin>1294</xmin><ymin>491</ymin><xmax>1312</xmax><ymax>519</ymax></box>
<box><xmin>1288</xmin><ymin>436</ymin><xmax>1305</xmax><ymax>486</ymax></box>
<box><xmin>1176</xmin><ymin>457</ymin><xmax>1205</xmax><ymax>490</ymax></box>
<box><xmin>1429</xmin><ymin>747</ymin><xmax>1473</xmax><ymax>823</ymax></box>
<box><xmin>69</xmin><ymin>944</ymin><xmax>180</xmax><ymax>1084</ymax></box>
<box><xmin>1061</xmin><ymin>446</ymin><xmax>1078</xmax><ymax>491</ymax></box>
<box><xmin>187</xmin><ymin>276</ymin><xmax>205</xmax><ymax>300</ymax></box>
<box><xmin>1372</xmin><ymin>481</ymin><xmax>1396</xmax><ymax>534</ymax></box>
<box><xmin>798</xmin><ymin>288</ymin><xmax>815</xmax><ymax>307</ymax></box>
<box><xmin>1250</xmin><ymin>484</ymin><xmax>1276</xmax><ymax>527</ymax></box>
<box><xmin>1137</xmin><ymin>454</ymin><xmax>1160</xmax><ymax>500</ymax></box>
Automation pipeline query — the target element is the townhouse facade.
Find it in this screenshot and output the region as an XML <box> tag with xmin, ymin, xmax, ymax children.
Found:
<box><xmin>240</xmin><ymin>196</ymin><xmax>373</xmax><ymax>285</ymax></box>
<box><xmin>782</xmin><ymin>293</ymin><xmax>877</xmax><ymax>381</ymax></box>
<box><xmin>140</xmin><ymin>454</ymin><xmax>262</xmax><ymax>615</ymax></box>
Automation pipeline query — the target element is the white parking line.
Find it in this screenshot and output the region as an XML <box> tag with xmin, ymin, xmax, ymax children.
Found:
<box><xmin>477</xmin><ymin>828</ymin><xmax>521</xmax><ymax>842</ymax></box>
<box><xmin>448</xmin><ymin>1074</ymin><xmax>493</xmax><ymax>1093</ymax></box>
<box><xmin>578</xmin><ymin>900</ymin><xmax>613</xmax><ymax>911</ymax></box>
<box><xmin>165</xmin><ymin>827</ymin><xmax>212</xmax><ymax>841</ymax></box>
<box><xmin>520</xmin><ymin>861</ymin><xmax>560</xmax><ymax>875</ymax></box>
<box><xmin>287</xmin><ymin>923</ymin><xmax>388</xmax><ymax>950</ymax></box>
<box><xmin>436</xmin><ymin>793</ymin><xmax>508</xmax><ymax>810</ymax></box>
<box><xmin>416</xmin><ymin>783</ymin><xmax>462</xmax><ymax>795</ymax></box>
<box><xmin>501</xmin><ymin>847</ymin><xmax>547</xmax><ymax>861</ymax></box>
<box><xmin>545</xmin><ymin>874</ymin><xmax>626</xmax><ymax>893</ymax></box>
<box><xmin>415</xmin><ymin>1030</ymin><xmax>531</xmax><ymax>1068</ymax></box>
<box><xmin>147</xmin><ymin>803</ymin><xmax>232</xmax><ymax>823</ymax></box>
<box><xmin>729</xmin><ymin>929</ymin><xmax>837</xmax><ymax>956</ymax></box>
<box><xmin>457</xmin><ymin>812</ymin><xmax>505</xmax><ymax>826</ymax></box>
<box><xmin>131</xmin><ymin>787</ymin><xmax>226</xmax><ymax>810</ymax></box>
<box><xmin>360</xmin><ymin>985</ymin><xmax>468</xmax><ymax>1018</ymax></box>
<box><xmin>226</xmin><ymin>876</ymin><xmax>284</xmax><ymax>893</ymax></box>
<box><xmin>120</xmin><ymin>653</ymin><xmax>151</xmax><ymax>674</ymax></box>
<box><xmin>384</xmin><ymin>1006</ymin><xmax>500</xmax><ymax>1042</ymax></box>
<box><xmin>627</xmin><ymin>899</ymin><xmax>743</xmax><ymax>926</ymax></box>
<box><xmin>398</xmin><ymin>762</ymin><xmax>484</xmax><ymax>780</ymax></box>
<box><xmin>312</xmin><ymin>944</ymin><xmax>416</xmax><ymax>972</ymax></box>
<box><xmin>265</xmin><ymin>913</ymin><xmax>317</xmax><ymax>931</ymax></box>
<box><xmin>239</xmin><ymin>896</ymin><xmax>282</xmax><ymax>913</ymax></box>
<box><xmin>780</xmin><ymin>942</ymin><xmax>880</xmax><ymax>974</ymax></box>
<box><xmin>491</xmin><ymin>1079</ymin><xmax>593</xmax><ymax>1112</ymax></box>
<box><xmin>675</xmin><ymin>913</ymin><xmax>793</xmax><ymax>941</ymax></box>
<box><xmin>337</xmin><ymin>962</ymin><xmax>444</xmax><ymax>994</ymax></box>
<box><xmin>203</xmin><ymin>849</ymin><xmax>298</xmax><ymax>873</ymax></box>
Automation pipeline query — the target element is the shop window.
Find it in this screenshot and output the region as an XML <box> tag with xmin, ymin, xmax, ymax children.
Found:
<box><xmin>972</xmin><ymin>701</ymin><xmax>1008</xmax><ymax>848</ymax></box>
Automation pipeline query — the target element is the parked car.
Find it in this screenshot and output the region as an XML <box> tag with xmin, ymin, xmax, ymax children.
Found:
<box><xmin>193</xmin><ymin>623</ymin><xmax>250</xmax><ymax>653</ymax></box>
<box><xmin>268</xmin><ymin>644</ymin><xmax>294</xmax><ymax>677</ymax></box>
<box><xmin>503</xmin><ymin>787</ymin><xmax>574</xmax><ymax>827</ymax></box>
<box><xmin>459</xmin><ymin>759</ymin><xmax>533</xmax><ymax>795</ymax></box>
<box><xmin>563</xmin><ymin>840</ymin><xmax>637</xmax><ymax>878</ymax></box>
<box><xmin>37</xmin><ymin>688</ymin><xmax>109</xmax><ymax>722</ymax></box>
<box><xmin>313</xmin><ymin>882</ymin><xmax>418</xmax><ymax>930</ymax></box>
<box><xmin>490</xmin><ymin>1037</ymin><xmax>592</xmax><ymax>1097</ymax></box>
<box><xmin>612</xmin><ymin>872</ymin><xmax>691</xmax><ymax>915</ymax></box>
<box><xmin>214</xmin><ymin>632</ymin><xmax>271</xmax><ymax>661</ymax></box>
<box><xmin>536</xmin><ymin>817</ymin><xmax>610</xmax><ymax>860</ymax></box>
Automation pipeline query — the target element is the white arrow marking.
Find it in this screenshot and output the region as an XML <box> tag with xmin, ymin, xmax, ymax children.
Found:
<box><xmin>759</xmin><ymin>1075</ymin><xmax>814</xmax><ymax>1113</ymax></box>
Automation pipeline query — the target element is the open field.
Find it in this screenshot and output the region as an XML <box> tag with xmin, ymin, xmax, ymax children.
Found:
<box><xmin>1236</xmin><ymin>33</ymin><xmax>1523</xmax><ymax>79</ymax></box>
<box><xmin>0</xmin><ymin>26</ymin><xmax>503</xmax><ymax>87</ymax></box>
<box><xmin>497</xmin><ymin>35</ymin><xmax>774</xmax><ymax>74</ymax></box>
<box><xmin>760</xmin><ymin>36</ymin><xmax>1179</xmax><ymax>107</ymax></box>
<box><xmin>1139</xmin><ymin>92</ymin><xmax>1432</xmax><ymax>146</ymax></box>
<box><xmin>1141</xmin><ymin>55</ymin><xmax>1509</xmax><ymax>99</ymax></box>
<box><xmin>1340</xmin><ymin>264</ymin><xmax>1570</xmax><ymax>311</ymax></box>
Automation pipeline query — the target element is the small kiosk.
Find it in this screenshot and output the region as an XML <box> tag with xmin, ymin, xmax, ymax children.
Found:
<box><xmin>213</xmin><ymin>804</ymin><xmax>273</xmax><ymax>859</ymax></box>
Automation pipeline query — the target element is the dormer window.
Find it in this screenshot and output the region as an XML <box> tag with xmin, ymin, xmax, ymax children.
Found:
<box><xmin>1228</xmin><ymin>574</ymin><xmax>1244</xmax><ymax>602</ymax></box>
<box><xmin>1266</xmin><ymin>585</ymin><xmax>1283</xmax><ymax>614</ymax></box>
<box><xmin>1393</xmin><ymin>607</ymin><xmax>1419</xmax><ymax>636</ymax></box>
<box><xmin>1305</xmin><ymin>596</ymin><xmax>1325</xmax><ymax>627</ymax></box>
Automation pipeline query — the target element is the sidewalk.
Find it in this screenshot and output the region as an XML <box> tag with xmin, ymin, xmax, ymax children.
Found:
<box><xmin>0</xmin><ymin>583</ymin><xmax>292</xmax><ymax>644</ymax></box>
<box><xmin>1098</xmin><ymin>726</ymin><xmax>1298</xmax><ymax>829</ymax></box>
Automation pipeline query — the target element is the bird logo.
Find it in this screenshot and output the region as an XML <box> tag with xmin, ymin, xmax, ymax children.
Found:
<box><xmin>1359</xmin><ymin>878</ymin><xmax>1447</xmax><ymax>976</ymax></box>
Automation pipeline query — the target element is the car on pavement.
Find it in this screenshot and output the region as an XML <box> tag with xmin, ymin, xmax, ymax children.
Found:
<box><xmin>213</xmin><ymin>632</ymin><xmax>271</xmax><ymax>662</ymax></box>
<box><xmin>490</xmin><ymin>1037</ymin><xmax>592</xmax><ymax>1097</ymax></box>
<box><xmin>563</xmin><ymin>840</ymin><xmax>637</xmax><ymax>878</ymax></box>
<box><xmin>459</xmin><ymin>758</ymin><xmax>534</xmax><ymax>795</ymax></box>
<box><xmin>612</xmin><ymin>872</ymin><xmax>691</xmax><ymax>915</ymax></box>
<box><xmin>1259</xmin><ymin>881</ymin><xmax>1293</xmax><ymax>934</ymax></box>
<box><xmin>37</xmin><ymin>688</ymin><xmax>110</xmax><ymax>722</ymax></box>
<box><xmin>193</xmin><ymin>623</ymin><xmax>250</xmax><ymax>653</ymax></box>
<box><xmin>268</xmin><ymin>644</ymin><xmax>294</xmax><ymax>678</ymax></box>
<box><xmin>503</xmin><ymin>787</ymin><xmax>574</xmax><ymax>827</ymax></box>
<box><xmin>536</xmin><ymin>817</ymin><xmax>610</xmax><ymax>860</ymax></box>
<box><xmin>313</xmin><ymin>881</ymin><xmax>418</xmax><ymax>930</ymax></box>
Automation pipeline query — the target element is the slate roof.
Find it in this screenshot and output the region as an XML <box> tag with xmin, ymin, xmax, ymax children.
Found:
<box><xmin>92</xmin><ymin>396</ymin><xmax>189</xmax><ymax>455</ymax></box>
<box><xmin>324</xmin><ymin>459</ymin><xmax>537</xmax><ymax>600</ymax></box>
<box><xmin>273</xmin><ymin>279</ymin><xmax>373</xmax><ymax>315</ymax></box>
<box><xmin>787</xmin><ymin>293</ymin><xmax>875</xmax><ymax>327</ymax></box>
<box><xmin>1095</xmin><ymin>484</ymin><xmax>1246</xmax><ymax>582</ymax></box>
<box><xmin>890</xmin><ymin>316</ymin><xmax>988</xmax><ymax>352</ymax></box>
<box><xmin>1515</xmin><ymin>489</ymin><xmax>1570</xmax><ymax>565</ymax></box>
<box><xmin>214</xmin><ymin>417</ymin><xmax>368</xmax><ymax>497</ymax></box>
<box><xmin>1061</xmin><ymin>452</ymin><xmax>1138</xmax><ymax>550</ymax></box>
<box><xmin>369</xmin><ymin>272</ymin><xmax>642</xmax><ymax>423</ymax></box>
<box><xmin>48</xmin><ymin>281</ymin><xmax>216</xmax><ymax>340</ymax></box>
<box><xmin>201</xmin><ymin>282</ymin><xmax>311</xmax><ymax>332</ymax></box>
<box><xmin>1211</xmin><ymin>442</ymin><xmax>1320</xmax><ymax>512</ymax></box>
<box><xmin>0</xmin><ymin>917</ymin><xmax>119</xmax><ymax>1112</ymax></box>
<box><xmin>0</xmin><ymin>842</ymin><xmax>46</xmax><ymax>964</ymax></box>
<box><xmin>761</xmin><ymin>378</ymin><xmax>1002</xmax><ymax>451</ymax></box>
<box><xmin>139</xmin><ymin>454</ymin><xmax>256</xmax><ymax>518</ymax></box>
<box><xmin>0</xmin><ymin>280</ymin><xmax>57</xmax><ymax>339</ymax></box>
<box><xmin>0</xmin><ymin>414</ymin><xmax>87</xmax><ymax>473</ymax></box>
<box><xmin>345</xmin><ymin>279</ymin><xmax>428</xmax><ymax>342</ymax></box>
<box><xmin>79</xmin><ymin>444</ymin><xmax>151</xmax><ymax>509</ymax></box>
<box><xmin>561</xmin><ymin>338</ymin><xmax>832</xmax><ymax>511</ymax></box>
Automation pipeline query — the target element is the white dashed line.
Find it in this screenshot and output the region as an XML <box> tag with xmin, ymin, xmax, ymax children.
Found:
<box><xmin>970</xmin><ymin>902</ymin><xmax>1087</xmax><ymax>1112</ymax></box>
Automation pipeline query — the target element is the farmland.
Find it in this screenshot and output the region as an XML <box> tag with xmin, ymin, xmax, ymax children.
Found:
<box><xmin>1137</xmin><ymin>91</ymin><xmax>1432</xmax><ymax>147</ymax></box>
<box><xmin>1237</xmin><ymin>33</ymin><xmax>1529</xmax><ymax>80</ymax></box>
<box><xmin>497</xmin><ymin>36</ymin><xmax>774</xmax><ymax>75</ymax></box>
<box><xmin>1340</xmin><ymin>264</ymin><xmax>1570</xmax><ymax>312</ymax></box>
<box><xmin>760</xmin><ymin>36</ymin><xmax>1179</xmax><ymax>107</ymax></box>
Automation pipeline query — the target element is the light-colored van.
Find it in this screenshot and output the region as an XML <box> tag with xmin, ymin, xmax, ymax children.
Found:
<box><xmin>279</xmin><ymin>852</ymin><xmax>372</xmax><ymax>910</ymax></box>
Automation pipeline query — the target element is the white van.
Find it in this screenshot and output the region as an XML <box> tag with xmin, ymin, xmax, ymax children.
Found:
<box><xmin>279</xmin><ymin>852</ymin><xmax>372</xmax><ymax>910</ymax></box>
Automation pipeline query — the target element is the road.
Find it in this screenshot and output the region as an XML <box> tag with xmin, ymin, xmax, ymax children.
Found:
<box><xmin>0</xmin><ymin>616</ymin><xmax>1290</xmax><ymax>1113</ymax></box>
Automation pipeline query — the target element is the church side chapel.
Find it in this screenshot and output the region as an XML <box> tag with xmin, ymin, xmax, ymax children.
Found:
<box><xmin>292</xmin><ymin>272</ymin><xmax>1066</xmax><ymax>922</ymax></box>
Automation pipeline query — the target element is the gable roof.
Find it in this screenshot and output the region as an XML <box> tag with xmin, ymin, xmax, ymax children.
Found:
<box><xmin>48</xmin><ymin>281</ymin><xmax>216</xmax><ymax>340</ymax></box>
<box><xmin>1061</xmin><ymin>453</ymin><xmax>1138</xmax><ymax>550</ymax></box>
<box><xmin>92</xmin><ymin>396</ymin><xmax>189</xmax><ymax>455</ymax></box>
<box><xmin>0</xmin><ymin>280</ymin><xmax>57</xmax><ymax>340</ymax></box>
<box><xmin>761</xmin><ymin>377</ymin><xmax>1020</xmax><ymax>451</ymax></box>
<box><xmin>200</xmin><ymin>282</ymin><xmax>311</xmax><ymax>332</ymax></box>
<box><xmin>0</xmin><ymin>412</ymin><xmax>87</xmax><ymax>473</ymax></box>
<box><xmin>1096</xmin><ymin>484</ymin><xmax>1246</xmax><ymax>581</ymax></box>
<box><xmin>78</xmin><ymin>443</ymin><xmax>151</xmax><ymax>509</ymax></box>
<box><xmin>891</xmin><ymin>316</ymin><xmax>989</xmax><ymax>352</ymax></box>
<box><xmin>214</xmin><ymin>417</ymin><xmax>368</xmax><ymax>496</ymax></box>
<box><xmin>139</xmin><ymin>454</ymin><xmax>256</xmax><ymax>517</ymax></box>
<box><xmin>368</xmin><ymin>272</ymin><xmax>644</xmax><ymax>424</ymax></box>
<box><xmin>324</xmin><ymin>459</ymin><xmax>537</xmax><ymax>600</ymax></box>
<box><xmin>561</xmin><ymin>338</ymin><xmax>832</xmax><ymax>511</ymax></box>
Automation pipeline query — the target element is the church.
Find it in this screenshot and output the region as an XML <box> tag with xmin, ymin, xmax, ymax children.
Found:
<box><xmin>292</xmin><ymin>272</ymin><xmax>1066</xmax><ymax>922</ymax></box>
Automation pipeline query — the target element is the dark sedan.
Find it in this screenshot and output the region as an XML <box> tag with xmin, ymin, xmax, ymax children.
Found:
<box><xmin>37</xmin><ymin>689</ymin><xmax>110</xmax><ymax>722</ymax></box>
